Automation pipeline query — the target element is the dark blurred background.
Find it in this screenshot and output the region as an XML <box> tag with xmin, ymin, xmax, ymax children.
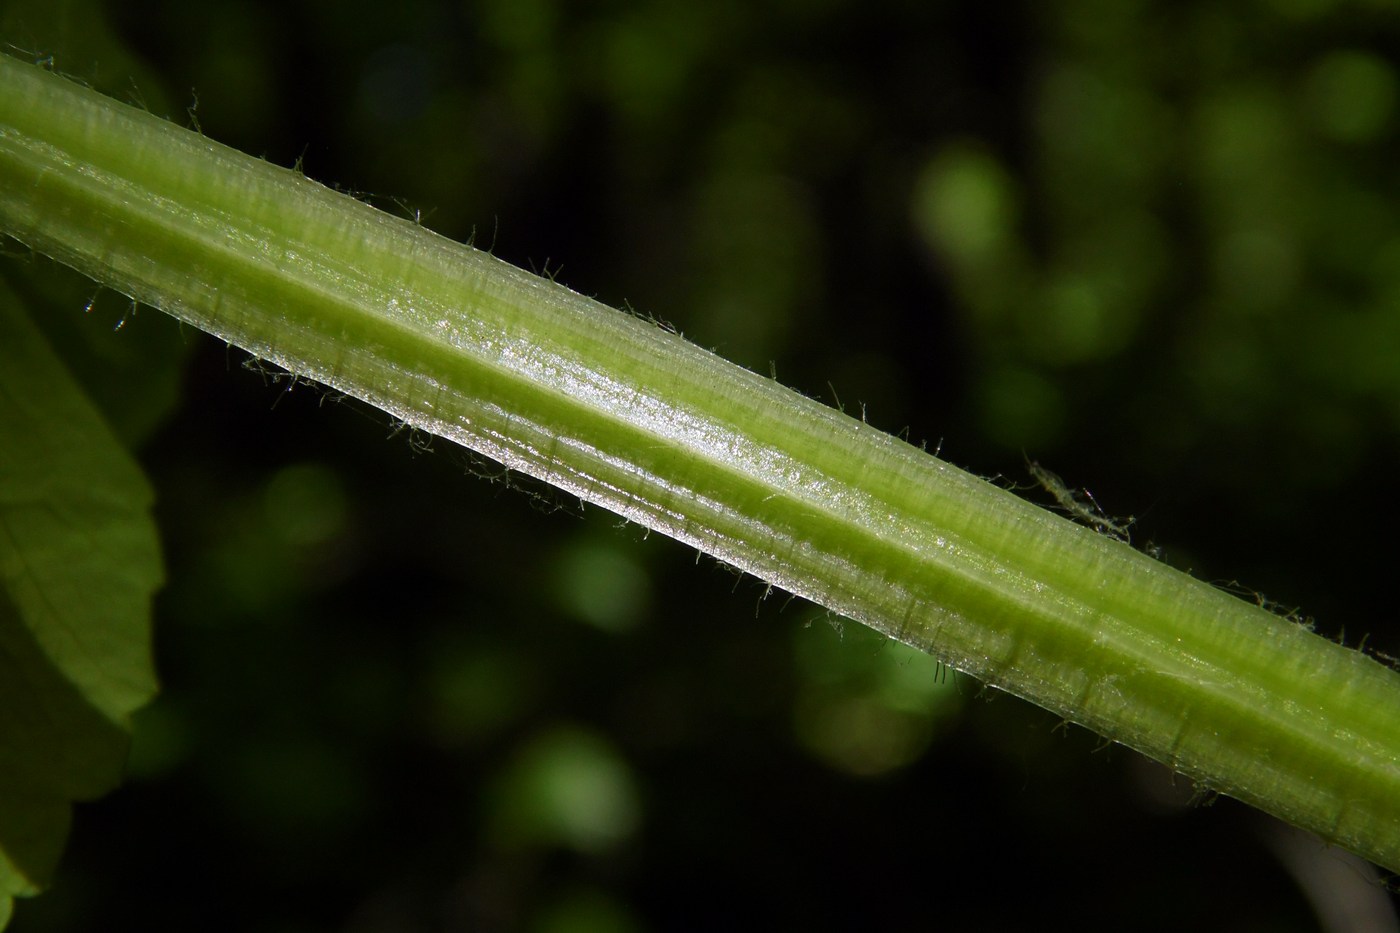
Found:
<box><xmin>4</xmin><ymin>0</ymin><xmax>1400</xmax><ymax>929</ymax></box>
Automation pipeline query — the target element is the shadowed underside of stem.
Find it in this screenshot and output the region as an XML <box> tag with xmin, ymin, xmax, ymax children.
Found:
<box><xmin>2</xmin><ymin>54</ymin><xmax>1399</xmax><ymax>872</ymax></box>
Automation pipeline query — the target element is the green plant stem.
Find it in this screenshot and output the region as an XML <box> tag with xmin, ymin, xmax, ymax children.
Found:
<box><xmin>3</xmin><ymin>54</ymin><xmax>1399</xmax><ymax>871</ymax></box>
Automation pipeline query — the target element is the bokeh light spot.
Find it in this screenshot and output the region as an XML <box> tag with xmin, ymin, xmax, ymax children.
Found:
<box><xmin>488</xmin><ymin>727</ymin><xmax>641</xmax><ymax>854</ymax></box>
<box><xmin>262</xmin><ymin>462</ymin><xmax>348</xmax><ymax>548</ymax></box>
<box><xmin>1303</xmin><ymin>50</ymin><xmax>1397</xmax><ymax>143</ymax></box>
<box><xmin>975</xmin><ymin>366</ymin><xmax>1066</xmax><ymax>450</ymax></box>
<box><xmin>553</xmin><ymin>540</ymin><xmax>651</xmax><ymax>633</ymax></box>
<box><xmin>792</xmin><ymin>619</ymin><xmax>960</xmax><ymax>777</ymax></box>
<box><xmin>912</xmin><ymin>144</ymin><xmax>1020</xmax><ymax>274</ymax></box>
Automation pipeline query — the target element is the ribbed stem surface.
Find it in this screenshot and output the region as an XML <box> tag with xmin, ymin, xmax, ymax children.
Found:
<box><xmin>3</xmin><ymin>55</ymin><xmax>1398</xmax><ymax>871</ymax></box>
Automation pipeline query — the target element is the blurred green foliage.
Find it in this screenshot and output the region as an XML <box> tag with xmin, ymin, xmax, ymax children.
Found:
<box><xmin>0</xmin><ymin>283</ymin><xmax>160</xmax><ymax>925</ymax></box>
<box><xmin>3</xmin><ymin>0</ymin><xmax>1399</xmax><ymax>929</ymax></box>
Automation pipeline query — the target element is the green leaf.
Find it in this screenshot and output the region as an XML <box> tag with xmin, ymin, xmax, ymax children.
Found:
<box><xmin>0</xmin><ymin>281</ymin><xmax>161</xmax><ymax>926</ymax></box>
